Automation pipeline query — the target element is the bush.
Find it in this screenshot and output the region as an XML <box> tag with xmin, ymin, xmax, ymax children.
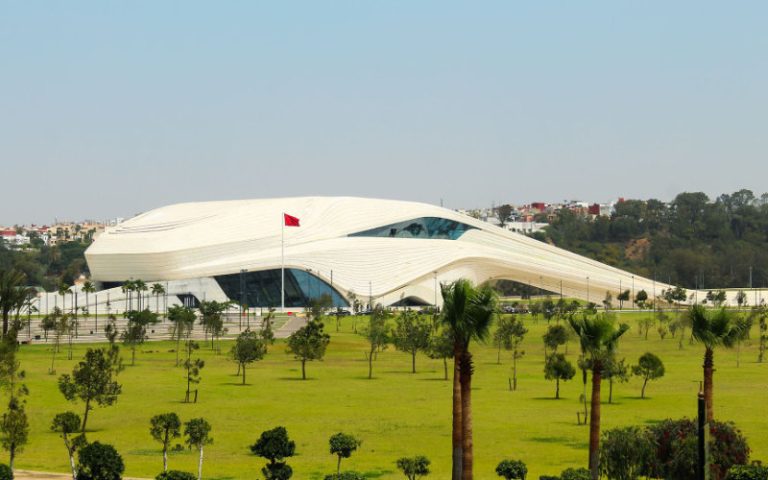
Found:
<box><xmin>600</xmin><ymin>426</ymin><xmax>652</xmax><ymax>480</ymax></box>
<box><xmin>727</xmin><ymin>465</ymin><xmax>768</xmax><ymax>480</ymax></box>
<box><xmin>323</xmin><ymin>472</ymin><xmax>365</xmax><ymax>480</ymax></box>
<box><xmin>559</xmin><ymin>468</ymin><xmax>590</xmax><ymax>480</ymax></box>
<box><xmin>496</xmin><ymin>459</ymin><xmax>528</xmax><ymax>479</ymax></box>
<box><xmin>263</xmin><ymin>463</ymin><xmax>293</xmax><ymax>480</ymax></box>
<box><xmin>0</xmin><ymin>464</ymin><xmax>12</xmax><ymax>480</ymax></box>
<box><xmin>539</xmin><ymin>477</ymin><xmax>560</xmax><ymax>480</ymax></box>
<box><xmin>156</xmin><ymin>472</ymin><xmax>196</xmax><ymax>480</ymax></box>
<box><xmin>646</xmin><ymin>418</ymin><xmax>749</xmax><ymax>480</ymax></box>
<box><xmin>76</xmin><ymin>442</ymin><xmax>124</xmax><ymax>480</ymax></box>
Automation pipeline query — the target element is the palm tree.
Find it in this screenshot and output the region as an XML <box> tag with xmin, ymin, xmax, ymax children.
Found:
<box><xmin>689</xmin><ymin>305</ymin><xmax>744</xmax><ymax>422</ymax></box>
<box><xmin>441</xmin><ymin>279</ymin><xmax>497</xmax><ymax>480</ymax></box>
<box><xmin>135</xmin><ymin>280</ymin><xmax>148</xmax><ymax>311</ymax></box>
<box><xmin>121</xmin><ymin>280</ymin><xmax>132</xmax><ymax>311</ymax></box>
<box><xmin>58</xmin><ymin>283</ymin><xmax>71</xmax><ymax>315</ymax></box>
<box><xmin>82</xmin><ymin>280</ymin><xmax>95</xmax><ymax>323</ymax></box>
<box><xmin>568</xmin><ymin>314</ymin><xmax>629</xmax><ymax>480</ymax></box>
<box><xmin>151</xmin><ymin>283</ymin><xmax>166</xmax><ymax>316</ymax></box>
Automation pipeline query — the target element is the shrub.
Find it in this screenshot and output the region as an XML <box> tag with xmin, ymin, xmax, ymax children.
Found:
<box><xmin>156</xmin><ymin>472</ymin><xmax>196</xmax><ymax>480</ymax></box>
<box><xmin>396</xmin><ymin>456</ymin><xmax>430</xmax><ymax>479</ymax></box>
<box><xmin>496</xmin><ymin>459</ymin><xmax>528</xmax><ymax>479</ymax></box>
<box><xmin>0</xmin><ymin>464</ymin><xmax>12</xmax><ymax>480</ymax></box>
<box><xmin>323</xmin><ymin>473</ymin><xmax>365</xmax><ymax>480</ymax></box>
<box><xmin>600</xmin><ymin>426</ymin><xmax>652</xmax><ymax>480</ymax></box>
<box><xmin>559</xmin><ymin>468</ymin><xmax>590</xmax><ymax>480</ymax></box>
<box><xmin>539</xmin><ymin>476</ymin><xmax>560</xmax><ymax>480</ymax></box>
<box><xmin>646</xmin><ymin>418</ymin><xmax>749</xmax><ymax>480</ymax></box>
<box><xmin>76</xmin><ymin>442</ymin><xmax>125</xmax><ymax>480</ymax></box>
<box><xmin>727</xmin><ymin>465</ymin><xmax>768</xmax><ymax>480</ymax></box>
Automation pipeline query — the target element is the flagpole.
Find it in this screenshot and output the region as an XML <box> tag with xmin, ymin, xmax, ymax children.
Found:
<box><xmin>281</xmin><ymin>213</ymin><xmax>285</xmax><ymax>311</ymax></box>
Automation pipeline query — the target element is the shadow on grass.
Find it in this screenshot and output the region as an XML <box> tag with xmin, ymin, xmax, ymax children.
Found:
<box><xmin>532</xmin><ymin>396</ymin><xmax>563</xmax><ymax>400</ymax></box>
<box><xmin>420</xmin><ymin>377</ymin><xmax>450</xmax><ymax>382</ymax></box>
<box><xmin>530</xmin><ymin>436</ymin><xmax>588</xmax><ymax>450</ymax></box>
<box><xmin>277</xmin><ymin>376</ymin><xmax>316</xmax><ymax>381</ymax></box>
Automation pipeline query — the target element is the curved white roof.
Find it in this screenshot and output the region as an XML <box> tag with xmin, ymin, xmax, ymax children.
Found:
<box><xmin>86</xmin><ymin>196</ymin><xmax>679</xmax><ymax>305</ymax></box>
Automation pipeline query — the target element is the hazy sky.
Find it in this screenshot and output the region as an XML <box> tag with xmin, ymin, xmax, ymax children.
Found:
<box><xmin>2</xmin><ymin>1</ymin><xmax>767</xmax><ymax>225</ymax></box>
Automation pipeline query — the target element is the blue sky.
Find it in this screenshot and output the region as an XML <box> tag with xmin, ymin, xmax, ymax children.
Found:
<box><xmin>1</xmin><ymin>1</ymin><xmax>767</xmax><ymax>224</ymax></box>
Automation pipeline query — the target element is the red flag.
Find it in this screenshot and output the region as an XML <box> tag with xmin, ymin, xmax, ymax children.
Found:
<box><xmin>284</xmin><ymin>213</ymin><xmax>300</xmax><ymax>227</ymax></box>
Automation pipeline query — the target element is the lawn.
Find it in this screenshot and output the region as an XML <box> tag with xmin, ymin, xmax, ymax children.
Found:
<box><xmin>11</xmin><ymin>312</ymin><xmax>768</xmax><ymax>479</ymax></box>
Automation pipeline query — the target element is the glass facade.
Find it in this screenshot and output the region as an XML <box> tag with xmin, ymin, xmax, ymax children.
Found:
<box><xmin>214</xmin><ymin>268</ymin><xmax>348</xmax><ymax>308</ymax></box>
<box><xmin>349</xmin><ymin>217</ymin><xmax>475</xmax><ymax>240</ymax></box>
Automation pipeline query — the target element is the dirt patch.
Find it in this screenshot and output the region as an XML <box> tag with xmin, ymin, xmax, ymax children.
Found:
<box><xmin>625</xmin><ymin>237</ymin><xmax>650</xmax><ymax>261</ymax></box>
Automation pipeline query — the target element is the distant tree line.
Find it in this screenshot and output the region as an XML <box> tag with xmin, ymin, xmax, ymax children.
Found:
<box><xmin>532</xmin><ymin>189</ymin><xmax>768</xmax><ymax>289</ymax></box>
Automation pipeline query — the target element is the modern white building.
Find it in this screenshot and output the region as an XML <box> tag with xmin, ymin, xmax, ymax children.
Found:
<box><xmin>65</xmin><ymin>196</ymin><xmax>764</xmax><ymax>313</ymax></box>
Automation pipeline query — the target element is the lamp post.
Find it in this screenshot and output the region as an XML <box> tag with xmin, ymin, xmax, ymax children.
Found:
<box><xmin>631</xmin><ymin>275</ymin><xmax>635</xmax><ymax>310</ymax></box>
<box><xmin>586</xmin><ymin>277</ymin><xmax>590</xmax><ymax>304</ymax></box>
<box><xmin>433</xmin><ymin>271</ymin><xmax>438</xmax><ymax>308</ymax></box>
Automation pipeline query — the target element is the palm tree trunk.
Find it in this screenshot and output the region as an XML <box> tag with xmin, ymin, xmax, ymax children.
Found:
<box><xmin>588</xmin><ymin>363</ymin><xmax>602</xmax><ymax>480</ymax></box>
<box><xmin>703</xmin><ymin>347</ymin><xmax>714</xmax><ymax>422</ymax></box>
<box><xmin>460</xmin><ymin>350</ymin><xmax>474</xmax><ymax>480</ymax></box>
<box><xmin>451</xmin><ymin>350</ymin><xmax>463</xmax><ymax>480</ymax></box>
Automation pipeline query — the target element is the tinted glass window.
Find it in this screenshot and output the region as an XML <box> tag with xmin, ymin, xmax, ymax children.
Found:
<box><xmin>349</xmin><ymin>217</ymin><xmax>475</xmax><ymax>240</ymax></box>
<box><xmin>215</xmin><ymin>269</ymin><xmax>347</xmax><ymax>308</ymax></box>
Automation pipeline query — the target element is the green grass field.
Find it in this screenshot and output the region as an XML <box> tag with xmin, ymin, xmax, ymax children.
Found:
<box><xmin>11</xmin><ymin>313</ymin><xmax>768</xmax><ymax>479</ymax></box>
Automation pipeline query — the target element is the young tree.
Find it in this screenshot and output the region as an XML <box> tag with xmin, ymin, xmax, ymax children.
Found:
<box><xmin>260</xmin><ymin>308</ymin><xmax>277</xmax><ymax>348</ymax></box>
<box><xmin>631</xmin><ymin>352</ymin><xmax>665</xmax><ymax>399</ymax></box>
<box><xmin>362</xmin><ymin>306</ymin><xmax>390</xmax><ymax>379</ymax></box>
<box><xmin>634</xmin><ymin>290</ymin><xmax>648</xmax><ymax>309</ymax></box>
<box><xmin>168</xmin><ymin>305</ymin><xmax>197</xmax><ymax>366</ymax></box>
<box><xmin>602</xmin><ymin>292</ymin><xmax>613</xmax><ymax>310</ymax></box>
<box><xmin>250</xmin><ymin>426</ymin><xmax>296</xmax><ymax>480</ymax></box>
<box><xmin>230</xmin><ymin>329</ymin><xmax>267</xmax><ymax>385</ymax></box>
<box><xmin>58</xmin><ymin>348</ymin><xmax>122</xmax><ymax>432</ymax></box>
<box><xmin>76</xmin><ymin>441</ymin><xmax>124</xmax><ymax>480</ymax></box>
<box><xmin>396</xmin><ymin>456</ymin><xmax>431</xmax><ymax>480</ymax></box>
<box><xmin>329</xmin><ymin>432</ymin><xmax>361</xmax><ymax>477</ymax></box>
<box><xmin>121</xmin><ymin>309</ymin><xmax>159</xmax><ymax>365</ymax></box>
<box><xmin>184</xmin><ymin>418</ymin><xmax>212</xmax><ymax>480</ymax></box>
<box><xmin>495</xmin><ymin>459</ymin><xmax>527</xmax><ymax>480</ymax></box>
<box><xmin>427</xmin><ymin>329</ymin><xmax>454</xmax><ymax>380</ymax></box>
<box><xmin>150</xmin><ymin>413</ymin><xmax>182</xmax><ymax>473</ymax></box>
<box><xmin>494</xmin><ymin>316</ymin><xmax>527</xmax><ymax>390</ymax></box>
<box><xmin>392</xmin><ymin>310</ymin><xmax>431</xmax><ymax>373</ymax></box>
<box><xmin>183</xmin><ymin>341</ymin><xmax>204</xmax><ymax>403</ymax></box>
<box><xmin>616</xmin><ymin>290</ymin><xmax>630</xmax><ymax>310</ymax></box>
<box><xmin>735</xmin><ymin>290</ymin><xmax>748</xmax><ymax>310</ymax></box>
<box><xmin>441</xmin><ymin>279</ymin><xmax>497</xmax><ymax>480</ymax></box>
<box><xmin>0</xmin><ymin>398</ymin><xmax>28</xmax><ymax>471</ymax></box>
<box><xmin>286</xmin><ymin>319</ymin><xmax>330</xmax><ymax>380</ymax></box>
<box><xmin>542</xmin><ymin>324</ymin><xmax>568</xmax><ymax>358</ymax></box>
<box><xmin>751</xmin><ymin>303</ymin><xmax>768</xmax><ymax>363</ymax></box>
<box><xmin>544</xmin><ymin>353</ymin><xmax>575</xmax><ymax>399</ymax></box>
<box><xmin>569</xmin><ymin>314</ymin><xmax>629</xmax><ymax>480</ymax></box>
<box><xmin>41</xmin><ymin>311</ymin><xmax>57</xmax><ymax>342</ymax></box>
<box><xmin>689</xmin><ymin>305</ymin><xmax>744</xmax><ymax>422</ymax></box>
<box><xmin>51</xmin><ymin>412</ymin><xmax>85</xmax><ymax>480</ymax></box>
<box><xmin>198</xmin><ymin>300</ymin><xmax>230</xmax><ymax>352</ymax></box>
<box><xmin>734</xmin><ymin>314</ymin><xmax>753</xmax><ymax>368</ymax></box>
<box><xmin>603</xmin><ymin>357</ymin><xmax>629</xmax><ymax>404</ymax></box>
